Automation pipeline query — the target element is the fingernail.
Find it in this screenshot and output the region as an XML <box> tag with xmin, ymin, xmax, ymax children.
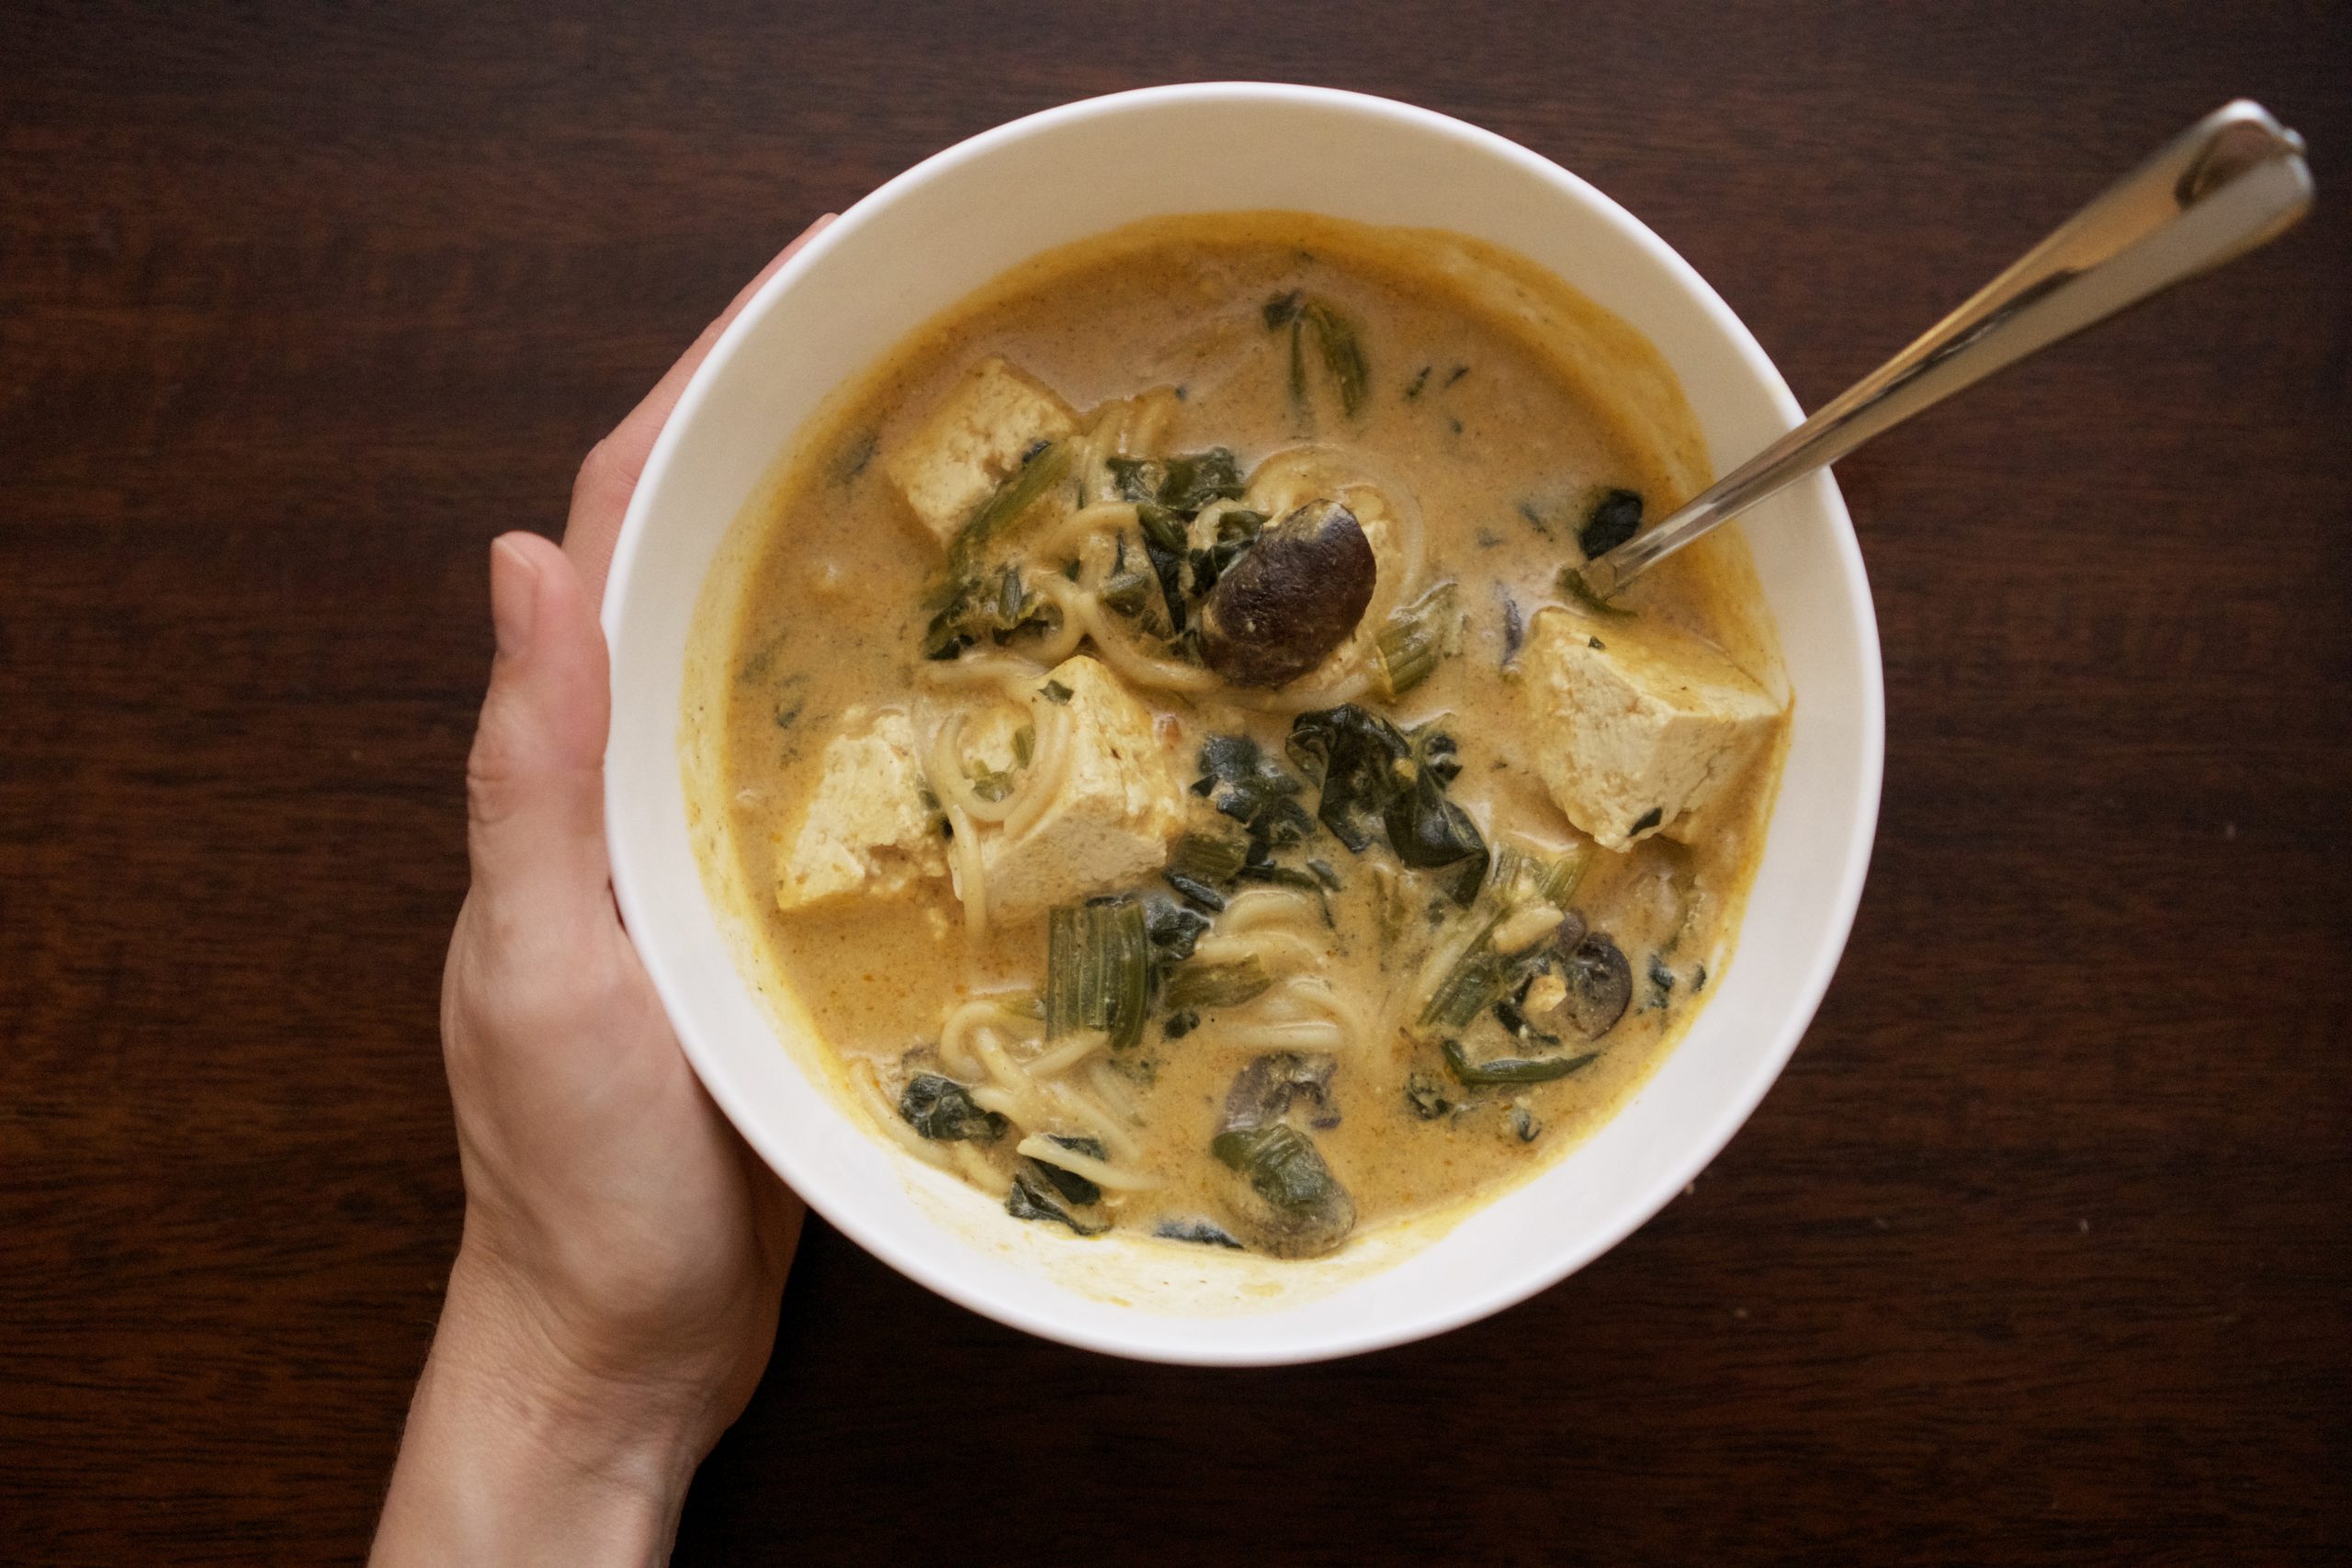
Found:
<box><xmin>490</xmin><ymin>535</ymin><xmax>539</xmax><ymax>658</ymax></box>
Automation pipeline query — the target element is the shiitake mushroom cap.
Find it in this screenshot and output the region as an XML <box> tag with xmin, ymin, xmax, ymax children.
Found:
<box><xmin>1199</xmin><ymin>499</ymin><xmax>1376</xmax><ymax>687</ymax></box>
<box><xmin>1544</xmin><ymin>925</ymin><xmax>1634</xmax><ymax>1040</ymax></box>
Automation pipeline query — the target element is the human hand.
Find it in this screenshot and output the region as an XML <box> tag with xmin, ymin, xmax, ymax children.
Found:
<box><xmin>373</xmin><ymin>216</ymin><xmax>832</xmax><ymax>1567</ymax></box>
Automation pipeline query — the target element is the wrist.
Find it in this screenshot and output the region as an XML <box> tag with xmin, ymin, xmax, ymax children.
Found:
<box><xmin>370</xmin><ymin>1243</ymin><xmax>708</xmax><ymax>1567</ymax></box>
<box><xmin>438</xmin><ymin>1235</ymin><xmax>717</xmax><ymax>1487</ymax></box>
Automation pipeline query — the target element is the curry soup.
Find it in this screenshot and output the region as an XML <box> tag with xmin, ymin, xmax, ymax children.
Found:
<box><xmin>690</xmin><ymin>211</ymin><xmax>1788</xmax><ymax>1259</ymax></box>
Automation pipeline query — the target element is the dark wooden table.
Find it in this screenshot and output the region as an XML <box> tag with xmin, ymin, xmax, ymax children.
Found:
<box><xmin>5</xmin><ymin>3</ymin><xmax>2346</xmax><ymax>1561</ymax></box>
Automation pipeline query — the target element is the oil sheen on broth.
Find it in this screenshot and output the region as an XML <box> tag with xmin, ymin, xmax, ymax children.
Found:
<box><xmin>696</xmin><ymin>212</ymin><xmax>1788</xmax><ymax>1260</ymax></box>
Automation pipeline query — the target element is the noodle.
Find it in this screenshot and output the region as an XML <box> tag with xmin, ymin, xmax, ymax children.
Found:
<box><xmin>1122</xmin><ymin>386</ymin><xmax>1179</xmax><ymax>455</ymax></box>
<box><xmin>1021</xmin><ymin>570</ymin><xmax>1091</xmax><ymax>665</ymax></box>
<box><xmin>942</xmin><ymin>799</ymin><xmax>987</xmax><ymax>944</ymax></box>
<box><xmin>1016</xmin><ymin>1133</ymin><xmax>1157</xmax><ymax>1191</ymax></box>
<box><xmin>1000</xmin><ymin>683</ymin><xmax>1075</xmax><ymax>841</ymax></box>
<box><xmin>1177</xmin><ymin>886</ymin><xmax>1372</xmax><ymax>1060</ymax></box>
<box><xmin>1057</xmin><ymin>1080</ymin><xmax>1144</xmax><ymax>1164</ymax></box>
<box><xmin>1024</xmin><ymin>1027</ymin><xmax>1108</xmax><ymax>1077</ymax></box>
<box><xmin>1223</xmin><ymin>887</ymin><xmax>1320</xmax><ymax>931</ymax></box>
<box><xmin>919</xmin><ymin>652</ymin><xmax>1047</xmax><ymax>691</ymax></box>
<box><xmin>1212</xmin><ymin>1020</ymin><xmax>1349</xmax><ymax>1054</ymax></box>
<box><xmin>1085</xmin><ymin>1057</ymin><xmax>1141</xmax><ymax>1122</ymax></box>
<box><xmin>949</xmin><ymin>1140</ymin><xmax>1009</xmax><ymax>1193</ymax></box>
<box><xmin>972</xmin><ymin>1028</ymin><xmax>1049</xmax><ymax>1128</ymax></box>
<box><xmin>942</xmin><ymin>996</ymin><xmax>1034</xmax><ymax>1077</ymax></box>
<box><xmin>1075</xmin><ymin>593</ymin><xmax>1222</xmax><ymax>694</ymax></box>
<box><xmin>969</xmin><ymin>1084</ymin><xmax>1023</xmax><ymax>1120</ymax></box>
<box><xmin>1192</xmin><ymin>930</ymin><xmax>1324</xmax><ymax>972</ymax></box>
<box><xmin>1032</xmin><ymin>501</ymin><xmax>1142</xmax><ymax>562</ymax></box>
<box><xmin>925</xmin><ymin>711</ymin><xmax>1020</xmax><ymax>825</ymax></box>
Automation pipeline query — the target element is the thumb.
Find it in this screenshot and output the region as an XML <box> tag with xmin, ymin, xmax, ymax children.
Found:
<box><xmin>465</xmin><ymin>532</ymin><xmax>613</xmax><ymax>930</ymax></box>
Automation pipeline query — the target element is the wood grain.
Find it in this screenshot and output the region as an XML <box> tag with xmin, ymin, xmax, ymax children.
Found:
<box><xmin>3</xmin><ymin>1</ymin><xmax>2346</xmax><ymax>1561</ymax></box>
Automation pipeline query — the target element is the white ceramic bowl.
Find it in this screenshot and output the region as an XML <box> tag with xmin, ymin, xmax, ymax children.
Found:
<box><xmin>602</xmin><ymin>83</ymin><xmax>1883</xmax><ymax>1365</ymax></box>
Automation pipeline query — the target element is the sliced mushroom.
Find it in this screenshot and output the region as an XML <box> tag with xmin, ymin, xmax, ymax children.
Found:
<box><xmin>1540</xmin><ymin>925</ymin><xmax>1633</xmax><ymax>1040</ymax></box>
<box><xmin>1223</xmin><ymin>1050</ymin><xmax>1340</xmax><ymax>1130</ymax></box>
<box><xmin>1199</xmin><ymin>499</ymin><xmax>1376</xmax><ymax>687</ymax></box>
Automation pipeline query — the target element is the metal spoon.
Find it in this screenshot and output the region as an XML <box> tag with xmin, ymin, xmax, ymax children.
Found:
<box><xmin>1575</xmin><ymin>100</ymin><xmax>2314</xmax><ymax>601</ymax></box>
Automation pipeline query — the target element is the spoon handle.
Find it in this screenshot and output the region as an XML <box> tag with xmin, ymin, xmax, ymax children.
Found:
<box><xmin>1578</xmin><ymin>99</ymin><xmax>2314</xmax><ymax>600</ymax></box>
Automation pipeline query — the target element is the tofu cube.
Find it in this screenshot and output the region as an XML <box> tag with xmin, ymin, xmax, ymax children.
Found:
<box><xmin>884</xmin><ymin>356</ymin><xmax>1078</xmax><ymax>547</ymax></box>
<box><xmin>775</xmin><ymin>709</ymin><xmax>946</xmax><ymax>910</ymax></box>
<box><xmin>1521</xmin><ymin>607</ymin><xmax>1782</xmax><ymax>850</ymax></box>
<box><xmin>981</xmin><ymin>656</ymin><xmax>1184</xmax><ymax>918</ymax></box>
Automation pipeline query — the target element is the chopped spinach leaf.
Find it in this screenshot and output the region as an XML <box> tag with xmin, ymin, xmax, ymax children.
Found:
<box><xmin>1442</xmin><ymin>1037</ymin><xmax>1600</xmax><ymax>1086</ymax></box>
<box><xmin>1285</xmin><ymin>705</ymin><xmax>1409</xmax><ymax>852</ymax></box>
<box><xmin>938</xmin><ymin>440</ymin><xmax>1070</xmax><ymax>581</ymax></box>
<box><xmin>1100</xmin><ymin>572</ymin><xmax>1156</xmax><ymax>618</ymax></box>
<box><xmin>1212</xmin><ymin>1122</ymin><xmax>1345</xmax><ymax>1217</ymax></box>
<box><xmin>1136</xmin><ymin>504</ymin><xmax>1193</xmax><ymax>635</ymax></box>
<box><xmin>1109</xmin><ymin>448</ymin><xmax>1246</xmax><ymax>515</ymax></box>
<box><xmin>1155</xmin><ymin>1218</ymin><xmax>1244</xmax><ymax>1249</ymax></box>
<box><xmin>1141</xmin><ymin>896</ymin><xmax>1213</xmax><ymax>974</ymax></box>
<box><xmin>1286</xmin><ymin>705</ymin><xmax>1488</xmax><ymax>904</ymax></box>
<box><xmin>1170</xmin><ymin>829</ymin><xmax>1250</xmax><ymax>887</ymax></box>
<box><xmin>1373</xmin><ymin>581</ymin><xmax>1460</xmax><ymax>698</ymax></box>
<box><xmin>1263</xmin><ymin>292</ymin><xmax>1369</xmax><ymax>418</ymax></box>
<box><xmin>899</xmin><ymin>1074</ymin><xmax>1008</xmax><ymax>1143</ymax></box>
<box><xmin>1578</xmin><ymin>488</ymin><xmax>1645</xmax><ymax>559</ymax></box>
<box><xmin>921</xmin><ymin>558</ymin><xmax>1063</xmax><ymax>660</ymax></box>
<box><xmin>1006</xmin><ymin>1168</ymin><xmax>1106</xmax><ymax>1235</ymax></box>
<box><xmin>1404</xmin><ymin>1072</ymin><xmax>1454</xmax><ymax>1120</ymax></box>
<box><xmin>1164</xmin><ymin>872</ymin><xmax>1227</xmax><ymax>911</ymax></box>
<box><xmin>1031</xmin><ymin>1134</ymin><xmax>1108</xmax><ymax>1206</ymax></box>
<box><xmin>1046</xmin><ymin>898</ymin><xmax>1151</xmax><ymax>1051</ymax></box>
<box><xmin>1194</xmin><ymin>733</ymin><xmax>1316</xmax><ymax>859</ymax></box>
<box><xmin>1558</xmin><ymin>566</ymin><xmax>1635</xmax><ymax>617</ymax></box>
<box><xmin>1164</xmin><ymin>956</ymin><xmax>1274</xmax><ymax>1012</ymax></box>
<box><xmin>1235</xmin><ymin>862</ymin><xmax>1326</xmax><ymax>893</ymax></box>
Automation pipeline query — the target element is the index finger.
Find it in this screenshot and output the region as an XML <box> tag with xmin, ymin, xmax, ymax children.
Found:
<box><xmin>564</xmin><ymin>213</ymin><xmax>837</xmax><ymax>598</ymax></box>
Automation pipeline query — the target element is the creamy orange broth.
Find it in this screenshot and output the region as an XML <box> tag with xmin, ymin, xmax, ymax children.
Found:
<box><xmin>686</xmin><ymin>212</ymin><xmax>1787</xmax><ymax>1258</ymax></box>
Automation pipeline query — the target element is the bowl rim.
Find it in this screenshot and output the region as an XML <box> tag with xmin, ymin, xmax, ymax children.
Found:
<box><xmin>603</xmin><ymin>80</ymin><xmax>1885</xmax><ymax>1364</ymax></box>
